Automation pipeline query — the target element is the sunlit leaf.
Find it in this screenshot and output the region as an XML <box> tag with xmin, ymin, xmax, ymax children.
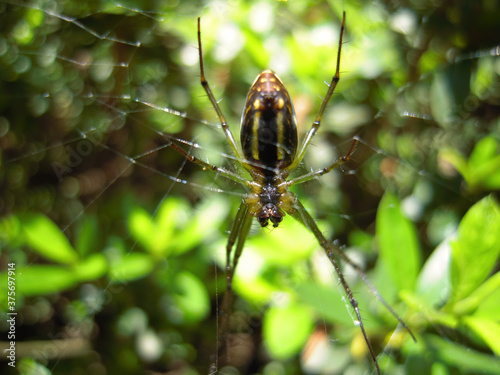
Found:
<box><xmin>12</xmin><ymin>19</ymin><xmax>34</xmax><ymax>45</ymax></box>
<box><xmin>250</xmin><ymin>218</ymin><xmax>316</xmax><ymax>265</ymax></box>
<box><xmin>171</xmin><ymin>196</ymin><xmax>227</xmax><ymax>256</ymax></box>
<box><xmin>75</xmin><ymin>253</ymin><xmax>108</xmax><ymax>281</ymax></box>
<box><xmin>426</xmin><ymin>334</ymin><xmax>500</xmax><ymax>374</ymax></box>
<box><xmin>233</xmin><ymin>264</ymin><xmax>279</xmax><ymax>304</ymax></box>
<box><xmin>450</xmin><ymin>196</ymin><xmax>500</xmax><ymax>303</ymax></box>
<box><xmin>0</xmin><ymin>215</ymin><xmax>22</xmax><ymax>246</ymax></box>
<box><xmin>263</xmin><ymin>301</ymin><xmax>314</xmax><ymax>359</ymax></box>
<box><xmin>19</xmin><ymin>358</ymin><xmax>52</xmax><ymax>375</ymax></box>
<box><xmin>440</xmin><ymin>136</ymin><xmax>500</xmax><ymax>192</ymax></box>
<box><xmin>470</xmin><ymin>137</ymin><xmax>500</xmax><ymax>190</ymax></box>
<box><xmin>16</xmin><ymin>265</ymin><xmax>78</xmax><ymax>296</ymax></box>
<box><xmin>244</xmin><ymin>29</ymin><xmax>269</xmax><ymax>68</ymax></box>
<box><xmin>415</xmin><ymin>239</ymin><xmax>452</xmax><ymax>307</ymax></box>
<box><xmin>439</xmin><ymin>149</ymin><xmax>468</xmax><ymax>180</ymax></box>
<box><xmin>453</xmin><ymin>271</ymin><xmax>500</xmax><ymax>316</ymax></box>
<box><xmin>376</xmin><ymin>193</ymin><xmax>420</xmax><ymax>292</ymax></box>
<box><xmin>295</xmin><ymin>281</ymin><xmax>354</xmax><ymax>327</ymax></box>
<box><xmin>463</xmin><ymin>316</ymin><xmax>500</xmax><ymax>356</ymax></box>
<box><xmin>155</xmin><ymin>198</ymin><xmax>183</xmax><ymax>245</ymax></box>
<box><xmin>128</xmin><ymin>198</ymin><xmax>195</xmax><ymax>257</ymax></box>
<box><xmin>430</xmin><ymin>362</ymin><xmax>448</xmax><ymax>375</ymax></box>
<box><xmin>399</xmin><ymin>291</ymin><xmax>458</xmax><ymax>329</ymax></box>
<box><xmin>26</xmin><ymin>8</ymin><xmax>44</xmax><ymax>28</ymax></box>
<box><xmin>20</xmin><ymin>214</ymin><xmax>78</xmax><ymax>264</ymax></box>
<box><xmin>128</xmin><ymin>206</ymin><xmax>157</xmax><ymax>254</ymax></box>
<box><xmin>76</xmin><ymin>215</ymin><xmax>98</xmax><ymax>257</ymax></box>
<box><xmin>468</xmin><ymin>136</ymin><xmax>498</xmax><ymax>168</ymax></box>
<box><xmin>110</xmin><ymin>253</ymin><xmax>154</xmax><ymax>282</ymax></box>
<box><xmin>171</xmin><ymin>271</ymin><xmax>210</xmax><ymax>324</ymax></box>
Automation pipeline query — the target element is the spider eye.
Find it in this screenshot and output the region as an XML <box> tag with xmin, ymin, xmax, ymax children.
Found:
<box><xmin>257</xmin><ymin>215</ymin><xmax>269</xmax><ymax>227</ymax></box>
<box><xmin>270</xmin><ymin>215</ymin><xmax>283</xmax><ymax>227</ymax></box>
<box><xmin>258</xmin><ymin>203</ymin><xmax>283</xmax><ymax>228</ymax></box>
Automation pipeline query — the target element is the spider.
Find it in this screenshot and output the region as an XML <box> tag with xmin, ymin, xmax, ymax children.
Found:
<box><xmin>169</xmin><ymin>12</ymin><xmax>416</xmax><ymax>374</ymax></box>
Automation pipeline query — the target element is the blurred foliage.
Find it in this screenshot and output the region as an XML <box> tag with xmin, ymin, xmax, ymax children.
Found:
<box><xmin>1</xmin><ymin>0</ymin><xmax>500</xmax><ymax>375</ymax></box>
<box><xmin>441</xmin><ymin>135</ymin><xmax>500</xmax><ymax>192</ymax></box>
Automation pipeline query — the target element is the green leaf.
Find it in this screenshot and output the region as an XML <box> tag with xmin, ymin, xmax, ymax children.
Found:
<box><xmin>233</xmin><ymin>268</ymin><xmax>279</xmax><ymax>304</ymax></box>
<box><xmin>263</xmin><ymin>301</ymin><xmax>314</xmax><ymax>359</ymax></box>
<box><xmin>244</xmin><ymin>29</ymin><xmax>269</xmax><ymax>68</ymax></box>
<box><xmin>376</xmin><ymin>193</ymin><xmax>420</xmax><ymax>292</ymax></box>
<box><xmin>171</xmin><ymin>271</ymin><xmax>210</xmax><ymax>324</ymax></box>
<box><xmin>250</xmin><ymin>217</ymin><xmax>316</xmax><ymax>265</ymax></box>
<box><xmin>76</xmin><ymin>216</ymin><xmax>98</xmax><ymax>257</ymax></box>
<box><xmin>453</xmin><ymin>271</ymin><xmax>500</xmax><ymax>316</ymax></box>
<box><xmin>26</xmin><ymin>8</ymin><xmax>44</xmax><ymax>28</ymax></box>
<box><xmin>450</xmin><ymin>196</ymin><xmax>500</xmax><ymax>303</ymax></box>
<box><xmin>16</xmin><ymin>265</ymin><xmax>78</xmax><ymax>296</ymax></box>
<box><xmin>400</xmin><ymin>290</ymin><xmax>458</xmax><ymax>329</ymax></box>
<box><xmin>348</xmin><ymin>229</ymin><xmax>374</xmax><ymax>252</ymax></box>
<box><xmin>153</xmin><ymin>197</ymin><xmax>189</xmax><ymax>255</ymax></box>
<box><xmin>75</xmin><ymin>253</ymin><xmax>108</xmax><ymax>281</ymax></box>
<box><xmin>171</xmin><ymin>196</ymin><xmax>227</xmax><ymax>256</ymax></box>
<box><xmin>482</xmin><ymin>170</ymin><xmax>500</xmax><ymax>191</ymax></box>
<box><xmin>469</xmin><ymin>136</ymin><xmax>500</xmax><ymax>190</ymax></box>
<box><xmin>430</xmin><ymin>72</ymin><xmax>454</xmax><ymax>127</ymax></box>
<box><xmin>109</xmin><ymin>253</ymin><xmax>154</xmax><ymax>282</ymax></box>
<box><xmin>128</xmin><ymin>198</ymin><xmax>188</xmax><ymax>256</ymax></box>
<box><xmin>415</xmin><ymin>240</ymin><xmax>452</xmax><ymax>307</ymax></box>
<box><xmin>20</xmin><ymin>214</ymin><xmax>78</xmax><ymax>264</ymax></box>
<box><xmin>155</xmin><ymin>198</ymin><xmax>181</xmax><ymax>242</ymax></box>
<box><xmin>473</xmin><ymin>275</ymin><xmax>500</xmax><ymax>320</ymax></box>
<box><xmin>12</xmin><ymin>19</ymin><xmax>35</xmax><ymax>45</ymax></box>
<box><xmin>441</xmin><ymin>136</ymin><xmax>500</xmax><ymax>192</ymax></box>
<box><xmin>19</xmin><ymin>358</ymin><xmax>52</xmax><ymax>375</ymax></box>
<box><xmin>468</xmin><ymin>136</ymin><xmax>498</xmax><ymax>168</ymax></box>
<box><xmin>0</xmin><ymin>215</ymin><xmax>22</xmax><ymax>246</ymax></box>
<box><xmin>295</xmin><ymin>281</ymin><xmax>356</xmax><ymax>327</ymax></box>
<box><xmin>426</xmin><ymin>334</ymin><xmax>500</xmax><ymax>374</ymax></box>
<box><xmin>430</xmin><ymin>362</ymin><xmax>449</xmax><ymax>375</ymax></box>
<box><xmin>439</xmin><ymin>149</ymin><xmax>469</xmax><ymax>181</ymax></box>
<box><xmin>128</xmin><ymin>206</ymin><xmax>157</xmax><ymax>254</ymax></box>
<box><xmin>463</xmin><ymin>316</ymin><xmax>500</xmax><ymax>356</ymax></box>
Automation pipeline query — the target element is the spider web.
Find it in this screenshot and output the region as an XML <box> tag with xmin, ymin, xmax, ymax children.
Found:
<box><xmin>2</xmin><ymin>1</ymin><xmax>500</xmax><ymax>375</ymax></box>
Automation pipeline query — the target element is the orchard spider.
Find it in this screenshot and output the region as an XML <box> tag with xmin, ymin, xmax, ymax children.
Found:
<box><xmin>170</xmin><ymin>12</ymin><xmax>415</xmax><ymax>374</ymax></box>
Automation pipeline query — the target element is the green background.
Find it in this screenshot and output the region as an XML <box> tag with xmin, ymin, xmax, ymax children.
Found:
<box><xmin>1</xmin><ymin>0</ymin><xmax>500</xmax><ymax>374</ymax></box>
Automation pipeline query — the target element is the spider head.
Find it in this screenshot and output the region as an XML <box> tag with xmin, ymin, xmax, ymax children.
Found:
<box><xmin>257</xmin><ymin>183</ymin><xmax>283</xmax><ymax>227</ymax></box>
<box><xmin>258</xmin><ymin>203</ymin><xmax>283</xmax><ymax>228</ymax></box>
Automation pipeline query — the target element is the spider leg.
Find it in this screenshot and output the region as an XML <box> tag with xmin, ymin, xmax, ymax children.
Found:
<box><xmin>289</xmin><ymin>198</ymin><xmax>382</xmax><ymax>375</ymax></box>
<box><xmin>212</xmin><ymin>201</ymin><xmax>253</xmax><ymax>370</ymax></box>
<box><xmin>286</xmin><ymin>138</ymin><xmax>358</xmax><ymax>187</ymax></box>
<box><xmin>168</xmin><ymin>141</ymin><xmax>251</xmax><ymax>186</ymax></box>
<box><xmin>285</xmin><ymin>11</ymin><xmax>346</xmax><ymax>172</ymax></box>
<box><xmin>197</xmin><ymin>18</ymin><xmax>250</xmax><ymax>171</ymax></box>
<box><xmin>286</xmin><ymin>139</ymin><xmax>417</xmax><ymax>344</ymax></box>
<box><xmin>326</xmin><ymin>236</ymin><xmax>417</xmax><ymax>343</ymax></box>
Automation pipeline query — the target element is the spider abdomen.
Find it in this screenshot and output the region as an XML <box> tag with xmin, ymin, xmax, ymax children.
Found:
<box><xmin>240</xmin><ymin>70</ymin><xmax>298</xmax><ymax>175</ymax></box>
